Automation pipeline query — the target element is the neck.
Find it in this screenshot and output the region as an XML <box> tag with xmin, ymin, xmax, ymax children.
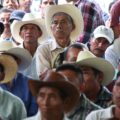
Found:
<box><xmin>23</xmin><ymin>42</ymin><xmax>38</xmax><ymax>56</ymax></box>
<box><xmin>85</xmin><ymin>85</ymin><xmax>101</xmax><ymax>102</ymax></box>
<box><xmin>113</xmin><ymin>107</ymin><xmax>120</xmax><ymax>119</ymax></box>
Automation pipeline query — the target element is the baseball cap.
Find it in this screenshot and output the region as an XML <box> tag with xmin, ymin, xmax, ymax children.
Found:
<box><xmin>92</xmin><ymin>25</ymin><xmax>114</xmax><ymax>44</ymax></box>
<box><xmin>9</xmin><ymin>10</ymin><xmax>25</xmax><ymax>23</ymax></box>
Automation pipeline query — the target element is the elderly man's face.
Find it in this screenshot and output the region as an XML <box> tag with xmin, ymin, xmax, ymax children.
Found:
<box><xmin>51</xmin><ymin>13</ymin><xmax>75</xmax><ymax>47</ymax></box>
<box><xmin>3</xmin><ymin>0</ymin><xmax>18</xmax><ymax>10</ymax></box>
<box><xmin>19</xmin><ymin>24</ymin><xmax>42</xmax><ymax>44</ymax></box>
<box><xmin>90</xmin><ymin>37</ymin><xmax>110</xmax><ymax>57</ymax></box>
<box><xmin>37</xmin><ymin>87</ymin><xmax>64</xmax><ymax>119</ymax></box>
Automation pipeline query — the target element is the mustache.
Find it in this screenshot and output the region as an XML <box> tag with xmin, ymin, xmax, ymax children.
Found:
<box><xmin>95</xmin><ymin>48</ymin><xmax>104</xmax><ymax>52</ymax></box>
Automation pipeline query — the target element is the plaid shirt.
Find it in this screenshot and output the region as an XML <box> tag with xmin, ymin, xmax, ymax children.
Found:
<box><xmin>75</xmin><ymin>0</ymin><xmax>104</xmax><ymax>43</ymax></box>
<box><xmin>95</xmin><ymin>86</ymin><xmax>112</xmax><ymax>108</ymax></box>
<box><xmin>67</xmin><ymin>94</ymin><xmax>101</xmax><ymax>120</ymax></box>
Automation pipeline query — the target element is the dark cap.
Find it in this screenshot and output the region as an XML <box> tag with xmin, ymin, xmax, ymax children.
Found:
<box><xmin>0</xmin><ymin>22</ymin><xmax>4</xmax><ymax>35</ymax></box>
<box><xmin>110</xmin><ymin>0</ymin><xmax>120</xmax><ymax>27</ymax></box>
<box><xmin>9</xmin><ymin>10</ymin><xmax>25</xmax><ymax>23</ymax></box>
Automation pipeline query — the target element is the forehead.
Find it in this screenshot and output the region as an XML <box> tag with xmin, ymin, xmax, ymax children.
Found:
<box><xmin>3</xmin><ymin>0</ymin><xmax>18</xmax><ymax>3</ymax></box>
<box><xmin>39</xmin><ymin>86</ymin><xmax>61</xmax><ymax>95</ymax></box>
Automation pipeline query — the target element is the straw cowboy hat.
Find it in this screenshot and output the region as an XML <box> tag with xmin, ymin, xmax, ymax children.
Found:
<box><xmin>11</xmin><ymin>12</ymin><xmax>48</xmax><ymax>44</ymax></box>
<box><xmin>29</xmin><ymin>71</ymin><xmax>79</xmax><ymax>112</ymax></box>
<box><xmin>45</xmin><ymin>4</ymin><xmax>84</xmax><ymax>42</ymax></box>
<box><xmin>0</xmin><ymin>41</ymin><xmax>32</xmax><ymax>71</ymax></box>
<box><xmin>0</xmin><ymin>54</ymin><xmax>18</xmax><ymax>84</ymax></box>
<box><xmin>76</xmin><ymin>50</ymin><xmax>115</xmax><ymax>85</ymax></box>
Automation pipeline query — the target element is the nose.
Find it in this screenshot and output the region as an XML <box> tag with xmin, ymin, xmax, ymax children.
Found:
<box><xmin>43</xmin><ymin>96</ymin><xmax>49</xmax><ymax>106</ymax></box>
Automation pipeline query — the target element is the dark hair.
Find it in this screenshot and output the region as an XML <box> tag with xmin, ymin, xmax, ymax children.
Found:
<box><xmin>0</xmin><ymin>63</ymin><xmax>4</xmax><ymax>73</ymax></box>
<box><xmin>64</xmin><ymin>43</ymin><xmax>85</xmax><ymax>60</ymax></box>
<box><xmin>56</xmin><ymin>63</ymin><xmax>84</xmax><ymax>83</ymax></box>
<box><xmin>0</xmin><ymin>8</ymin><xmax>13</xmax><ymax>14</ymax></box>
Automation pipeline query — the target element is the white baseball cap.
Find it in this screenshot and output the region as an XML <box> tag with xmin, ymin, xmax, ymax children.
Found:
<box><xmin>93</xmin><ymin>25</ymin><xmax>114</xmax><ymax>44</ymax></box>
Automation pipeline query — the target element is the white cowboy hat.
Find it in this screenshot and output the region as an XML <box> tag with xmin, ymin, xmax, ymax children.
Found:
<box><xmin>45</xmin><ymin>4</ymin><xmax>84</xmax><ymax>42</ymax></box>
<box><xmin>76</xmin><ymin>50</ymin><xmax>115</xmax><ymax>85</ymax></box>
<box><xmin>0</xmin><ymin>41</ymin><xmax>32</xmax><ymax>71</ymax></box>
<box><xmin>11</xmin><ymin>12</ymin><xmax>48</xmax><ymax>44</ymax></box>
<box><xmin>0</xmin><ymin>54</ymin><xmax>18</xmax><ymax>84</ymax></box>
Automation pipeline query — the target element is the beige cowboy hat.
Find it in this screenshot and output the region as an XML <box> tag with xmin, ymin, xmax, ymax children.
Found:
<box><xmin>0</xmin><ymin>54</ymin><xmax>18</xmax><ymax>84</ymax></box>
<box><xmin>45</xmin><ymin>4</ymin><xmax>84</xmax><ymax>42</ymax></box>
<box><xmin>11</xmin><ymin>12</ymin><xmax>48</xmax><ymax>44</ymax></box>
<box><xmin>0</xmin><ymin>41</ymin><xmax>32</xmax><ymax>71</ymax></box>
<box><xmin>76</xmin><ymin>50</ymin><xmax>115</xmax><ymax>85</ymax></box>
<box><xmin>29</xmin><ymin>71</ymin><xmax>79</xmax><ymax>113</ymax></box>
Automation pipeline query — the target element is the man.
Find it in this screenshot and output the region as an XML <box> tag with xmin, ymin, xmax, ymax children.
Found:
<box><xmin>86</xmin><ymin>71</ymin><xmax>120</xmax><ymax>120</ymax></box>
<box><xmin>36</xmin><ymin>4</ymin><xmax>83</xmax><ymax>78</ymax></box>
<box><xmin>76</xmin><ymin>50</ymin><xmax>115</xmax><ymax>108</ymax></box>
<box><xmin>0</xmin><ymin>54</ymin><xmax>26</xmax><ymax>120</ymax></box>
<box><xmin>65</xmin><ymin>0</ymin><xmax>104</xmax><ymax>43</ymax></box>
<box><xmin>105</xmin><ymin>1</ymin><xmax>120</xmax><ymax>70</ymax></box>
<box><xmin>0</xmin><ymin>40</ymin><xmax>38</xmax><ymax>117</ymax></box>
<box><xmin>3</xmin><ymin>0</ymin><xmax>18</xmax><ymax>10</ymax></box>
<box><xmin>86</xmin><ymin>25</ymin><xmax>114</xmax><ymax>57</ymax></box>
<box><xmin>38</xmin><ymin>0</ymin><xmax>56</xmax><ymax>18</ymax></box>
<box><xmin>0</xmin><ymin>8</ymin><xmax>13</xmax><ymax>41</ymax></box>
<box><xmin>11</xmin><ymin>12</ymin><xmax>48</xmax><ymax>79</ymax></box>
<box><xmin>56</xmin><ymin>63</ymin><xmax>101</xmax><ymax>120</ymax></box>
<box><xmin>24</xmin><ymin>71</ymin><xmax>79</xmax><ymax>120</ymax></box>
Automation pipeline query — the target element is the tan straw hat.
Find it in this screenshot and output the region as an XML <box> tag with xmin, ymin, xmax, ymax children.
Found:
<box><xmin>29</xmin><ymin>71</ymin><xmax>79</xmax><ymax>112</ymax></box>
<box><xmin>11</xmin><ymin>12</ymin><xmax>48</xmax><ymax>44</ymax></box>
<box><xmin>0</xmin><ymin>54</ymin><xmax>18</xmax><ymax>84</ymax></box>
<box><xmin>76</xmin><ymin>50</ymin><xmax>115</xmax><ymax>85</ymax></box>
<box><xmin>0</xmin><ymin>41</ymin><xmax>32</xmax><ymax>71</ymax></box>
<box><xmin>45</xmin><ymin>4</ymin><xmax>84</xmax><ymax>42</ymax></box>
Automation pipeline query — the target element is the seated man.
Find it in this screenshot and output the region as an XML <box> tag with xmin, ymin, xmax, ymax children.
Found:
<box><xmin>0</xmin><ymin>40</ymin><xmax>38</xmax><ymax>117</ymax></box>
<box><xmin>76</xmin><ymin>50</ymin><xmax>115</xmax><ymax>108</ymax></box>
<box><xmin>24</xmin><ymin>71</ymin><xmax>79</xmax><ymax>120</ymax></box>
<box><xmin>0</xmin><ymin>54</ymin><xmax>26</xmax><ymax>120</ymax></box>
<box><xmin>86</xmin><ymin>71</ymin><xmax>120</xmax><ymax>120</ymax></box>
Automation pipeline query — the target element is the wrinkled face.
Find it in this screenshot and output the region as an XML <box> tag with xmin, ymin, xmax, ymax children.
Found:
<box><xmin>65</xmin><ymin>47</ymin><xmax>83</xmax><ymax>63</ymax></box>
<box><xmin>51</xmin><ymin>13</ymin><xmax>75</xmax><ymax>47</ymax></box>
<box><xmin>37</xmin><ymin>87</ymin><xmax>64</xmax><ymax>119</ymax></box>
<box><xmin>19</xmin><ymin>24</ymin><xmax>42</xmax><ymax>44</ymax></box>
<box><xmin>112</xmin><ymin>77</ymin><xmax>120</xmax><ymax>107</ymax></box>
<box><xmin>3</xmin><ymin>0</ymin><xmax>18</xmax><ymax>10</ymax></box>
<box><xmin>90</xmin><ymin>37</ymin><xmax>110</xmax><ymax>57</ymax></box>
<box><xmin>0</xmin><ymin>12</ymin><xmax>11</xmax><ymax>33</ymax></box>
<box><xmin>81</xmin><ymin>66</ymin><xmax>103</xmax><ymax>94</ymax></box>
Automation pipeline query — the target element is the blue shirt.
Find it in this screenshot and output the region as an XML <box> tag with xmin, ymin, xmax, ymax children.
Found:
<box><xmin>0</xmin><ymin>72</ymin><xmax>38</xmax><ymax>117</ymax></box>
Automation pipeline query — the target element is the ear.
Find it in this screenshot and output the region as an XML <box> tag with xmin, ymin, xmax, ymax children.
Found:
<box><xmin>97</xmin><ymin>72</ymin><xmax>104</xmax><ymax>84</ymax></box>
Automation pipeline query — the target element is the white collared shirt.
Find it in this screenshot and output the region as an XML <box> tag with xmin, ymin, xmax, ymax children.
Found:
<box><xmin>86</xmin><ymin>105</ymin><xmax>115</xmax><ymax>120</ymax></box>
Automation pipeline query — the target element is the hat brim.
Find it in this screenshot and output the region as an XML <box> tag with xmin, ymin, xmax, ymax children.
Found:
<box><xmin>0</xmin><ymin>54</ymin><xmax>18</xmax><ymax>84</ymax></box>
<box><xmin>76</xmin><ymin>57</ymin><xmax>115</xmax><ymax>85</ymax></box>
<box><xmin>29</xmin><ymin>79</ymin><xmax>79</xmax><ymax>112</ymax></box>
<box><xmin>94</xmin><ymin>34</ymin><xmax>112</xmax><ymax>44</ymax></box>
<box><xmin>45</xmin><ymin>4</ymin><xmax>83</xmax><ymax>42</ymax></box>
<box><xmin>5</xmin><ymin>47</ymin><xmax>32</xmax><ymax>71</ymax></box>
<box><xmin>11</xmin><ymin>19</ymin><xmax>48</xmax><ymax>44</ymax></box>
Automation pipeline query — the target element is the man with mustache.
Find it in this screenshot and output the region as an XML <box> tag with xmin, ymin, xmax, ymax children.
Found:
<box><xmin>86</xmin><ymin>25</ymin><xmax>114</xmax><ymax>57</ymax></box>
<box><xmin>36</xmin><ymin>4</ymin><xmax>84</xmax><ymax>78</ymax></box>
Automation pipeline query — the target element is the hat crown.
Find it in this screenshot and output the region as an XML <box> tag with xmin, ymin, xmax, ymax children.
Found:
<box><xmin>76</xmin><ymin>51</ymin><xmax>96</xmax><ymax>62</ymax></box>
<box><xmin>22</xmin><ymin>13</ymin><xmax>36</xmax><ymax>22</ymax></box>
<box><xmin>43</xmin><ymin>71</ymin><xmax>67</xmax><ymax>83</ymax></box>
<box><xmin>93</xmin><ymin>25</ymin><xmax>114</xmax><ymax>43</ymax></box>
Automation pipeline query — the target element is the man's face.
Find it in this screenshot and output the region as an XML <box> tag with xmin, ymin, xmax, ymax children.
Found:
<box><xmin>19</xmin><ymin>24</ymin><xmax>42</xmax><ymax>44</ymax></box>
<box><xmin>90</xmin><ymin>37</ymin><xmax>110</xmax><ymax>57</ymax></box>
<box><xmin>81</xmin><ymin>66</ymin><xmax>103</xmax><ymax>94</ymax></box>
<box><xmin>3</xmin><ymin>0</ymin><xmax>18</xmax><ymax>10</ymax></box>
<box><xmin>51</xmin><ymin>13</ymin><xmax>74</xmax><ymax>47</ymax></box>
<box><xmin>65</xmin><ymin>47</ymin><xmax>83</xmax><ymax>63</ymax></box>
<box><xmin>0</xmin><ymin>12</ymin><xmax>11</xmax><ymax>34</ymax></box>
<box><xmin>112</xmin><ymin>77</ymin><xmax>120</xmax><ymax>107</ymax></box>
<box><xmin>37</xmin><ymin>87</ymin><xmax>64</xmax><ymax>119</ymax></box>
<box><xmin>19</xmin><ymin>0</ymin><xmax>32</xmax><ymax>12</ymax></box>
